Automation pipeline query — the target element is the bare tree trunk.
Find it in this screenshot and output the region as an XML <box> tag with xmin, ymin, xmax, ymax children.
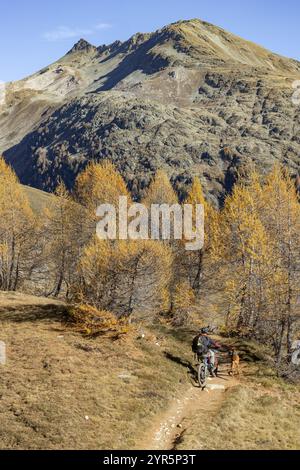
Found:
<box><xmin>192</xmin><ymin>250</ymin><xmax>204</xmax><ymax>294</ymax></box>
<box><xmin>125</xmin><ymin>255</ymin><xmax>141</xmax><ymax>318</ymax></box>
<box><xmin>8</xmin><ymin>235</ymin><xmax>16</xmax><ymax>291</ymax></box>
<box><xmin>52</xmin><ymin>270</ymin><xmax>64</xmax><ymax>297</ymax></box>
<box><xmin>12</xmin><ymin>253</ymin><xmax>20</xmax><ymax>291</ymax></box>
<box><xmin>276</xmin><ymin>321</ymin><xmax>286</xmax><ymax>368</ymax></box>
<box><xmin>237</xmin><ymin>284</ymin><xmax>247</xmax><ymax>330</ymax></box>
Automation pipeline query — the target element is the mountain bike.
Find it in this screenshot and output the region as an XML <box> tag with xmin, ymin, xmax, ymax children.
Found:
<box><xmin>196</xmin><ymin>350</ymin><xmax>219</xmax><ymax>390</ymax></box>
<box><xmin>197</xmin><ymin>354</ymin><xmax>209</xmax><ymax>390</ymax></box>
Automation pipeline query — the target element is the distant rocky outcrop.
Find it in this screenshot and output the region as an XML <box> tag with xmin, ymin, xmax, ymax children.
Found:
<box><xmin>67</xmin><ymin>38</ymin><xmax>97</xmax><ymax>54</ymax></box>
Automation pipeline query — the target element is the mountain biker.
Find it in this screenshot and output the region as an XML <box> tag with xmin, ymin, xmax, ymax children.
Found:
<box><xmin>192</xmin><ymin>327</ymin><xmax>222</xmax><ymax>377</ymax></box>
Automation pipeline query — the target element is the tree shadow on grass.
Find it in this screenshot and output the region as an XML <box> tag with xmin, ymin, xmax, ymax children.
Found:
<box><xmin>0</xmin><ymin>305</ymin><xmax>67</xmax><ymax>323</ymax></box>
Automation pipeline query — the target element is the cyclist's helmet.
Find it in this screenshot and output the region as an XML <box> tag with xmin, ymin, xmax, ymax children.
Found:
<box><xmin>200</xmin><ymin>326</ymin><xmax>210</xmax><ymax>334</ymax></box>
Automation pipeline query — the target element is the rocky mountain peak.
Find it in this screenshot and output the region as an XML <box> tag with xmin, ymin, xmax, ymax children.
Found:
<box><xmin>67</xmin><ymin>38</ymin><xmax>97</xmax><ymax>54</ymax></box>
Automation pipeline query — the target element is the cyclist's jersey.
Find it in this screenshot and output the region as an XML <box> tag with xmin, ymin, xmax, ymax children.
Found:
<box><xmin>199</xmin><ymin>335</ymin><xmax>219</xmax><ymax>349</ymax></box>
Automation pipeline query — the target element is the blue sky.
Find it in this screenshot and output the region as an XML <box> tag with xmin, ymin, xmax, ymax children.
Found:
<box><xmin>1</xmin><ymin>0</ymin><xmax>300</xmax><ymax>82</ymax></box>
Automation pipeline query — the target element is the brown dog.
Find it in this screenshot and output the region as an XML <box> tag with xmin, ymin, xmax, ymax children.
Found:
<box><xmin>228</xmin><ymin>349</ymin><xmax>241</xmax><ymax>376</ymax></box>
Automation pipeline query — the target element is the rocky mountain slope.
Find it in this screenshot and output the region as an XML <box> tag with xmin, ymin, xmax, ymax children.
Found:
<box><xmin>1</xmin><ymin>19</ymin><xmax>300</xmax><ymax>204</ymax></box>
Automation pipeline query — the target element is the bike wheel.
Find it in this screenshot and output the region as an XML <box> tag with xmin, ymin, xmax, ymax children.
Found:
<box><xmin>198</xmin><ymin>363</ymin><xmax>207</xmax><ymax>390</ymax></box>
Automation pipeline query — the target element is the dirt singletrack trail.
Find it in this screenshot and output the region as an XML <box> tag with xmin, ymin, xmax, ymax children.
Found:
<box><xmin>137</xmin><ymin>366</ymin><xmax>239</xmax><ymax>450</ymax></box>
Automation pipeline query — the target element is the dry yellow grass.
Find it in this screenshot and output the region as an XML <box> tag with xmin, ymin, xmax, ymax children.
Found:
<box><xmin>1</xmin><ymin>292</ymin><xmax>300</xmax><ymax>450</ymax></box>
<box><xmin>167</xmin><ymin>19</ymin><xmax>300</xmax><ymax>77</ymax></box>
<box><xmin>0</xmin><ymin>293</ymin><xmax>193</xmax><ymax>450</ymax></box>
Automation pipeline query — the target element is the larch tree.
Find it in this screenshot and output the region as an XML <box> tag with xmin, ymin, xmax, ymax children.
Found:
<box><xmin>218</xmin><ymin>173</ymin><xmax>274</xmax><ymax>335</ymax></box>
<box><xmin>182</xmin><ymin>177</ymin><xmax>210</xmax><ymax>294</ymax></box>
<box><xmin>214</xmin><ymin>165</ymin><xmax>300</xmax><ymax>367</ymax></box>
<box><xmin>43</xmin><ymin>182</ymin><xmax>88</xmax><ymax>298</ymax></box>
<box><xmin>0</xmin><ymin>158</ymin><xmax>36</xmax><ymax>291</ymax></box>
<box><xmin>143</xmin><ymin>170</ymin><xmax>178</xmax><ymax>207</ymax></box>
<box><xmin>141</xmin><ymin>170</ymin><xmax>180</xmax><ymax>313</ymax></box>
<box><xmin>260</xmin><ymin>165</ymin><xmax>300</xmax><ymax>363</ymax></box>
<box><xmin>75</xmin><ymin>160</ymin><xmax>132</xmax><ymax>246</ymax></box>
<box><xmin>75</xmin><ymin>160</ymin><xmax>131</xmax><ymax>210</ymax></box>
<box><xmin>75</xmin><ymin>163</ymin><xmax>174</xmax><ymax>321</ymax></box>
<box><xmin>79</xmin><ymin>238</ymin><xmax>173</xmax><ymax>321</ymax></box>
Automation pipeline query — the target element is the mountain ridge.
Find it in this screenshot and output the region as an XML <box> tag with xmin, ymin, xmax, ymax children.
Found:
<box><xmin>66</xmin><ymin>19</ymin><xmax>300</xmax><ymax>72</ymax></box>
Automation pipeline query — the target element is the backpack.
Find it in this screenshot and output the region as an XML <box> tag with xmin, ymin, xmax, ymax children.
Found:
<box><xmin>192</xmin><ymin>335</ymin><xmax>200</xmax><ymax>353</ymax></box>
<box><xmin>192</xmin><ymin>335</ymin><xmax>209</xmax><ymax>355</ymax></box>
